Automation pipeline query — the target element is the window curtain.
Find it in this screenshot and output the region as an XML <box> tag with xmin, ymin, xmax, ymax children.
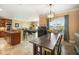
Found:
<box><xmin>64</xmin><ymin>15</ymin><xmax>70</xmax><ymax>42</ymax></box>
<box><xmin>47</xmin><ymin>18</ymin><xmax>49</xmax><ymax>29</ymax></box>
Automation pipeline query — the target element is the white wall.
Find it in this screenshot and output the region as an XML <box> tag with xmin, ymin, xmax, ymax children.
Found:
<box><xmin>12</xmin><ymin>19</ymin><xmax>39</xmax><ymax>29</ymax></box>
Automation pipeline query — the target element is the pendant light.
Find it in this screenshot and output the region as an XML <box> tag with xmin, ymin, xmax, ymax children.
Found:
<box><xmin>47</xmin><ymin>4</ymin><xmax>55</xmax><ymax>20</ymax></box>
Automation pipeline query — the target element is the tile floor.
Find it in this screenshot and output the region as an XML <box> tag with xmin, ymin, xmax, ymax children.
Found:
<box><xmin>61</xmin><ymin>41</ymin><xmax>76</xmax><ymax>55</ymax></box>
<box><xmin>0</xmin><ymin>35</ymin><xmax>76</xmax><ymax>55</ymax></box>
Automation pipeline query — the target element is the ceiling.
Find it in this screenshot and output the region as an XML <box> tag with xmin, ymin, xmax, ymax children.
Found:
<box><xmin>0</xmin><ymin>4</ymin><xmax>79</xmax><ymax>21</ymax></box>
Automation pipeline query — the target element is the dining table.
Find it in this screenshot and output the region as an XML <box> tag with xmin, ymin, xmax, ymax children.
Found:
<box><xmin>29</xmin><ymin>33</ymin><xmax>60</xmax><ymax>55</ymax></box>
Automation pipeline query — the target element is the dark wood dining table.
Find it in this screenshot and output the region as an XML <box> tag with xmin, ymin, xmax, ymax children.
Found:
<box><xmin>29</xmin><ymin>33</ymin><xmax>59</xmax><ymax>55</ymax></box>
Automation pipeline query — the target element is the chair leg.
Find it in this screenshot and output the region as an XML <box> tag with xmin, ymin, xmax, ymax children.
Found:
<box><xmin>44</xmin><ymin>51</ymin><xmax>47</xmax><ymax>55</ymax></box>
<box><xmin>57</xmin><ymin>45</ymin><xmax>62</xmax><ymax>55</ymax></box>
<box><xmin>59</xmin><ymin>47</ymin><xmax>61</xmax><ymax>55</ymax></box>
<box><xmin>51</xmin><ymin>50</ymin><xmax>55</xmax><ymax>55</ymax></box>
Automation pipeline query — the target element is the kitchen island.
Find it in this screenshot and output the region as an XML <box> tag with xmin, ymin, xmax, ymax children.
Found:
<box><xmin>5</xmin><ymin>30</ymin><xmax>21</xmax><ymax>45</ymax></box>
<box><xmin>0</xmin><ymin>26</ymin><xmax>23</xmax><ymax>45</ymax></box>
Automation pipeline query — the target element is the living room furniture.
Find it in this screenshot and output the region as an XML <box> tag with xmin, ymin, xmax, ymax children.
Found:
<box><xmin>38</xmin><ymin>26</ymin><xmax>47</xmax><ymax>37</ymax></box>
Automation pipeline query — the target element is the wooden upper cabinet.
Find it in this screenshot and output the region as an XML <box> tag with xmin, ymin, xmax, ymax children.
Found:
<box><xmin>0</xmin><ymin>18</ymin><xmax>12</xmax><ymax>27</ymax></box>
<box><xmin>39</xmin><ymin>16</ymin><xmax>47</xmax><ymax>26</ymax></box>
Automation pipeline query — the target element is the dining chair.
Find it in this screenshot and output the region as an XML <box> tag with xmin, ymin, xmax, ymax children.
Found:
<box><xmin>42</xmin><ymin>33</ymin><xmax>62</xmax><ymax>55</ymax></box>
<box><xmin>55</xmin><ymin>34</ymin><xmax>62</xmax><ymax>55</ymax></box>
<box><xmin>42</xmin><ymin>48</ymin><xmax>52</xmax><ymax>55</ymax></box>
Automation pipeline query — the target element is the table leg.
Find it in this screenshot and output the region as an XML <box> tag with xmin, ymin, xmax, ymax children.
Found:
<box><xmin>33</xmin><ymin>44</ymin><xmax>37</xmax><ymax>55</ymax></box>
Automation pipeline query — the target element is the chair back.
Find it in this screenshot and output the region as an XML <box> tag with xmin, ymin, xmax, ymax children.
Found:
<box><xmin>57</xmin><ymin>34</ymin><xmax>62</xmax><ymax>45</ymax></box>
<box><xmin>55</xmin><ymin>33</ymin><xmax>62</xmax><ymax>55</ymax></box>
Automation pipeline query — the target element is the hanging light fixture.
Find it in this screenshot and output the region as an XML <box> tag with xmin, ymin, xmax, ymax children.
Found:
<box><xmin>47</xmin><ymin>4</ymin><xmax>55</xmax><ymax>29</ymax></box>
<box><xmin>47</xmin><ymin>4</ymin><xmax>55</xmax><ymax>20</ymax></box>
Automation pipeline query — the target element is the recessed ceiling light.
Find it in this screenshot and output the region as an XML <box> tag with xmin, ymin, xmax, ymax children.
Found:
<box><xmin>0</xmin><ymin>8</ymin><xmax>3</xmax><ymax>11</ymax></box>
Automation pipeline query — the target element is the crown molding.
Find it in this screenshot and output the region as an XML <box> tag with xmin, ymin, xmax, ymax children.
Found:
<box><xmin>56</xmin><ymin>8</ymin><xmax>79</xmax><ymax>15</ymax></box>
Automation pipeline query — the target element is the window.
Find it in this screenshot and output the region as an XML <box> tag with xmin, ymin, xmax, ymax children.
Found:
<box><xmin>49</xmin><ymin>17</ymin><xmax>65</xmax><ymax>33</ymax></box>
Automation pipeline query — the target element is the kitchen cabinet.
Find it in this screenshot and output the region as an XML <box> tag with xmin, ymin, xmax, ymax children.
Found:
<box><xmin>0</xmin><ymin>18</ymin><xmax>12</xmax><ymax>37</ymax></box>
<box><xmin>39</xmin><ymin>16</ymin><xmax>47</xmax><ymax>26</ymax></box>
<box><xmin>0</xmin><ymin>18</ymin><xmax>12</xmax><ymax>27</ymax></box>
<box><xmin>0</xmin><ymin>31</ymin><xmax>6</xmax><ymax>37</ymax></box>
<box><xmin>6</xmin><ymin>31</ymin><xmax>21</xmax><ymax>45</ymax></box>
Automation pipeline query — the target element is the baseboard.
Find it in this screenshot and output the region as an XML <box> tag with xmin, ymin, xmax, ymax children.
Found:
<box><xmin>69</xmin><ymin>40</ymin><xmax>76</xmax><ymax>44</ymax></box>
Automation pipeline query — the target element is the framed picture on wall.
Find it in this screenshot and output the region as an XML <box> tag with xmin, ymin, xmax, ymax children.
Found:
<box><xmin>15</xmin><ymin>23</ymin><xmax>19</xmax><ymax>27</ymax></box>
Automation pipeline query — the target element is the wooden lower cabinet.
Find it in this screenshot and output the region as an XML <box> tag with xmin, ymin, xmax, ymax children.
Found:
<box><xmin>6</xmin><ymin>31</ymin><xmax>21</xmax><ymax>45</ymax></box>
<box><xmin>0</xmin><ymin>31</ymin><xmax>6</xmax><ymax>37</ymax></box>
